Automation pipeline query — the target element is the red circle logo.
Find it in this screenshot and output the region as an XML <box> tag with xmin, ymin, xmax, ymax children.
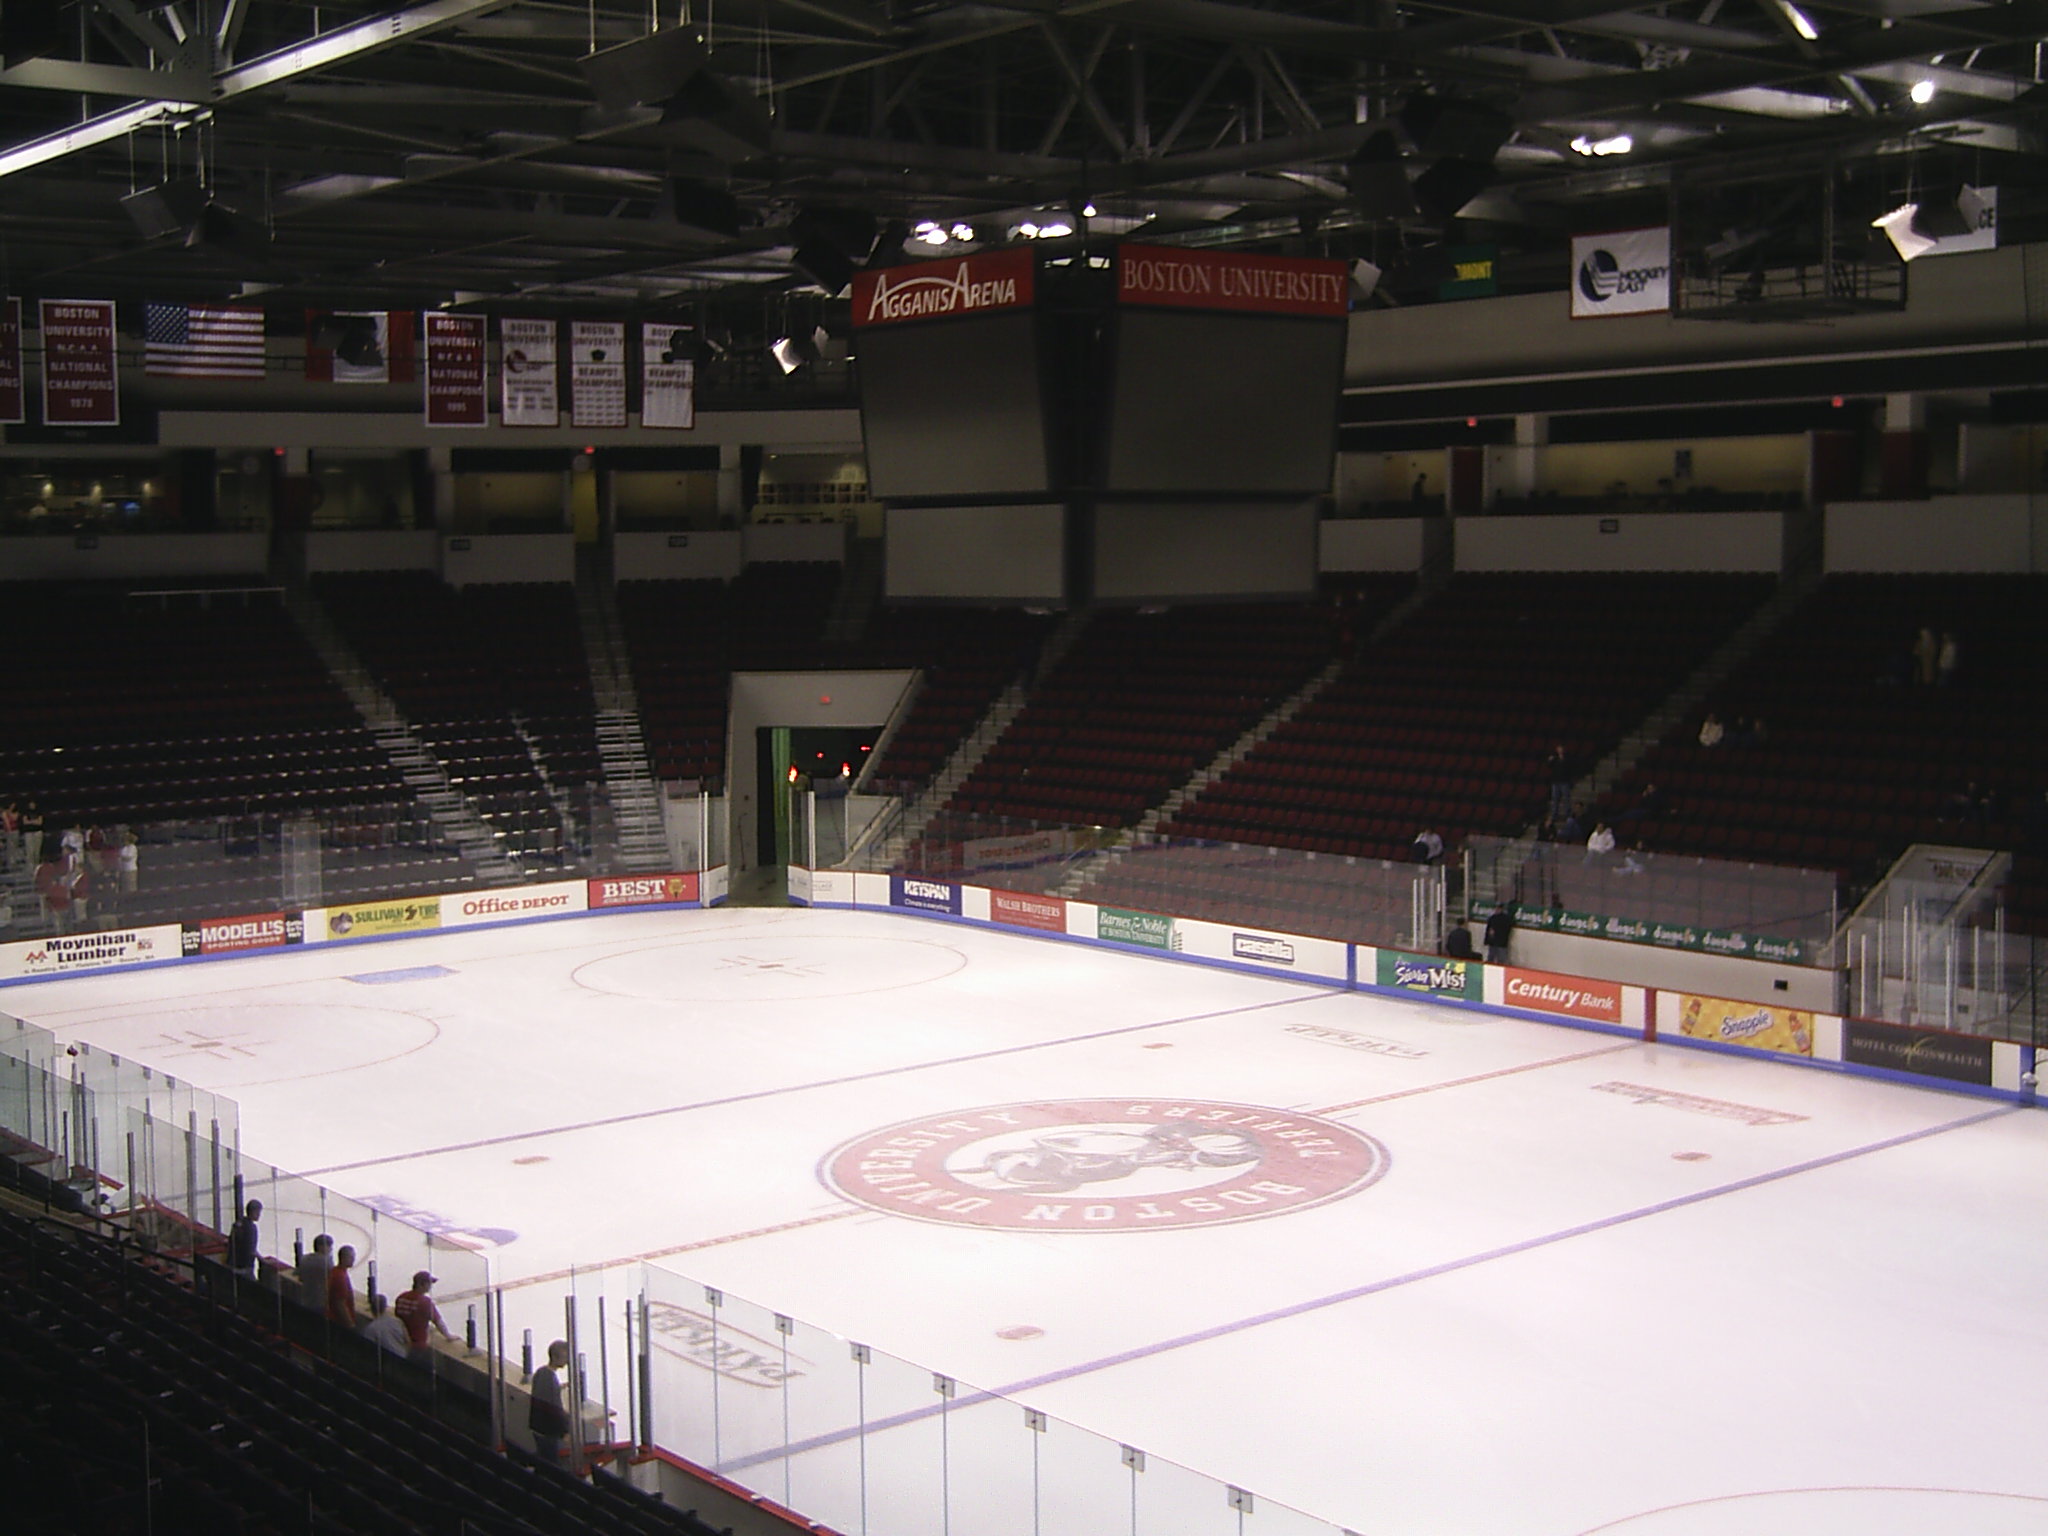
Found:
<box><xmin>821</xmin><ymin>1099</ymin><xmax>1390</xmax><ymax>1232</ymax></box>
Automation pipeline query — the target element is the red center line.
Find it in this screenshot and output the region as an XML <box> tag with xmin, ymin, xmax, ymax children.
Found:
<box><xmin>1311</xmin><ymin>1041</ymin><xmax>1637</xmax><ymax>1116</ymax></box>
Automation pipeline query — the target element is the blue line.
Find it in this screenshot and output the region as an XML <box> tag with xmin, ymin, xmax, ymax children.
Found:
<box><xmin>719</xmin><ymin>1101</ymin><xmax>2016</xmax><ymax>1474</ymax></box>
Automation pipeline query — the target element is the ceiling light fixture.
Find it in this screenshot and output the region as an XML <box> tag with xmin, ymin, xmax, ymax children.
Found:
<box><xmin>1778</xmin><ymin>0</ymin><xmax>1821</xmax><ymax>41</ymax></box>
<box><xmin>1909</xmin><ymin>79</ymin><xmax>1936</xmax><ymax>105</ymax></box>
<box><xmin>1569</xmin><ymin>133</ymin><xmax>1634</xmax><ymax>157</ymax></box>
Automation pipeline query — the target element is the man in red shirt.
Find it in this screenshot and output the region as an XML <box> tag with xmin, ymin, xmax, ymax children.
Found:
<box><xmin>394</xmin><ymin>1270</ymin><xmax>455</xmax><ymax>1362</ymax></box>
<box><xmin>326</xmin><ymin>1245</ymin><xmax>358</xmax><ymax>1328</ymax></box>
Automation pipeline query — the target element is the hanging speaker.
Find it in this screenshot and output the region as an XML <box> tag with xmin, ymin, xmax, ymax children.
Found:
<box><xmin>1413</xmin><ymin>159</ymin><xmax>1494</xmax><ymax>223</ymax></box>
<box><xmin>120</xmin><ymin>179</ymin><xmax>210</xmax><ymax>241</ymax></box>
<box><xmin>792</xmin><ymin>241</ymin><xmax>857</xmax><ymax>297</ymax></box>
<box><xmin>581</xmin><ymin>26</ymin><xmax>711</xmax><ymax>111</ymax></box>
<box><xmin>1347</xmin><ymin>131</ymin><xmax>1416</xmax><ymax>221</ymax></box>
<box><xmin>658</xmin><ymin>71</ymin><xmax>773</xmax><ymax>162</ymax></box>
<box><xmin>1399</xmin><ymin>96</ymin><xmax>1514</xmax><ymax>162</ymax></box>
<box><xmin>790</xmin><ymin>206</ymin><xmax>879</xmax><ymax>261</ymax></box>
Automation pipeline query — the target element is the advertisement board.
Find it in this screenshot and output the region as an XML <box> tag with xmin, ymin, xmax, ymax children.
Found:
<box><xmin>851</xmin><ymin>247</ymin><xmax>1035</xmax><ymax>328</ymax></box>
<box><xmin>1570</xmin><ymin>227</ymin><xmax>1671</xmax><ymax>318</ymax></box>
<box><xmin>891</xmin><ymin>876</ymin><xmax>962</xmax><ymax>916</ymax></box>
<box><xmin>961</xmin><ymin>829</ymin><xmax>1071</xmax><ymax>874</ymax></box>
<box><xmin>989</xmin><ymin>889</ymin><xmax>1067</xmax><ymax>933</ymax></box>
<box><xmin>1842</xmin><ymin>1018</ymin><xmax>1994</xmax><ymax>1086</ymax></box>
<box><xmin>1493</xmin><ymin>903</ymin><xmax>1814</xmax><ymax>966</ymax></box>
<box><xmin>1676</xmin><ymin>994</ymin><xmax>1813</xmax><ymax>1056</ymax></box>
<box><xmin>786</xmin><ymin>865</ymin><xmax>814</xmax><ymax>904</ymax></box>
<box><xmin>1097</xmin><ymin>906</ymin><xmax>1179</xmax><ymax>951</ymax></box>
<box><xmin>444</xmin><ymin>881</ymin><xmax>587</xmax><ymax>928</ymax></box>
<box><xmin>0</xmin><ymin>925</ymin><xmax>180</xmax><ymax>982</ymax></box>
<box><xmin>323</xmin><ymin>897</ymin><xmax>442</xmax><ymax>941</ymax></box>
<box><xmin>1375</xmin><ymin>950</ymin><xmax>1475</xmax><ymax>1001</ymax></box>
<box><xmin>1501</xmin><ymin>968</ymin><xmax>1624</xmax><ymax>1025</ymax></box>
<box><xmin>810</xmin><ymin>870</ymin><xmax>856</xmax><ymax>905</ymax></box>
<box><xmin>587</xmin><ymin>873</ymin><xmax>698</xmax><ymax>908</ymax></box>
<box><xmin>181</xmin><ymin>912</ymin><xmax>304</xmax><ymax>957</ymax></box>
<box><xmin>1117</xmin><ymin>245</ymin><xmax>1350</xmax><ymax>317</ymax></box>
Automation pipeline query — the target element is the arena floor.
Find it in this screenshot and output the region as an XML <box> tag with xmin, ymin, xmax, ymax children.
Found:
<box><xmin>8</xmin><ymin>905</ymin><xmax>2046</xmax><ymax>1536</ymax></box>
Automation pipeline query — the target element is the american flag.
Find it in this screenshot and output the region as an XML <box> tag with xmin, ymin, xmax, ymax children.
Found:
<box><xmin>143</xmin><ymin>302</ymin><xmax>266</xmax><ymax>379</ymax></box>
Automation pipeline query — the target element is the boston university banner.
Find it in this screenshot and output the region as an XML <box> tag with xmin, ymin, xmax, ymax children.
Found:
<box><xmin>500</xmin><ymin>317</ymin><xmax>559</xmax><ymax>427</ymax></box>
<box><xmin>423</xmin><ymin>312</ymin><xmax>486</xmax><ymax>426</ymax></box>
<box><xmin>641</xmin><ymin>321</ymin><xmax>695</xmax><ymax>429</ymax></box>
<box><xmin>570</xmin><ymin>320</ymin><xmax>626</xmax><ymax>428</ymax></box>
<box><xmin>40</xmin><ymin>299</ymin><xmax>120</xmax><ymax>426</ymax></box>
<box><xmin>0</xmin><ymin>299</ymin><xmax>22</xmax><ymax>424</ymax></box>
<box><xmin>1117</xmin><ymin>245</ymin><xmax>1349</xmax><ymax>316</ymax></box>
<box><xmin>1570</xmin><ymin>227</ymin><xmax>1671</xmax><ymax>318</ymax></box>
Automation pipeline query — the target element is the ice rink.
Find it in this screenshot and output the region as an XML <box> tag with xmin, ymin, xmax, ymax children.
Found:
<box><xmin>8</xmin><ymin>904</ymin><xmax>2047</xmax><ymax>1536</ymax></box>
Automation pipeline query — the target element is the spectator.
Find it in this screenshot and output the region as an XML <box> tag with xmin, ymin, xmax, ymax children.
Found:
<box><xmin>0</xmin><ymin>800</ymin><xmax>16</xmax><ymax>869</ymax></box>
<box><xmin>363</xmin><ymin>1294</ymin><xmax>410</xmax><ymax>1359</ymax></box>
<box><xmin>227</xmin><ymin>1199</ymin><xmax>263</xmax><ymax>1279</ymax></box>
<box><xmin>1560</xmin><ymin>805</ymin><xmax>1586</xmax><ymax>845</ymax></box>
<box><xmin>326</xmin><ymin>1245</ymin><xmax>358</xmax><ymax>1328</ymax></box>
<box><xmin>1443</xmin><ymin>920</ymin><xmax>1476</xmax><ymax>959</ymax></box>
<box><xmin>1618</xmin><ymin>783</ymin><xmax>1664</xmax><ymax>828</ymax></box>
<box><xmin>117</xmin><ymin>830</ymin><xmax>138</xmax><ymax>897</ymax></box>
<box><xmin>1585</xmin><ymin>821</ymin><xmax>1616</xmax><ymax>861</ymax></box>
<box><xmin>59</xmin><ymin>824</ymin><xmax>83</xmax><ymax>862</ymax></box>
<box><xmin>1616</xmin><ymin>841</ymin><xmax>1647</xmax><ymax>877</ymax></box>
<box><xmin>20</xmin><ymin>800</ymin><xmax>43</xmax><ymax>869</ymax></box>
<box><xmin>1411</xmin><ymin>472</ymin><xmax>1428</xmax><ymax>504</ymax></box>
<box><xmin>297</xmin><ymin>1233</ymin><xmax>334</xmax><ymax>1311</ymax></box>
<box><xmin>1937</xmin><ymin>630</ymin><xmax>1960</xmax><ymax>688</ymax></box>
<box><xmin>1411</xmin><ymin>828</ymin><xmax>1444</xmax><ymax>865</ymax></box>
<box><xmin>394</xmin><ymin>1271</ymin><xmax>455</xmax><ymax>1362</ymax></box>
<box><xmin>1913</xmin><ymin>624</ymin><xmax>1939</xmax><ymax>686</ymax></box>
<box><xmin>530</xmin><ymin>1340</ymin><xmax>573</xmax><ymax>1464</ymax></box>
<box><xmin>1483</xmin><ymin>903</ymin><xmax>1515</xmax><ymax>964</ymax></box>
<box><xmin>1545</xmin><ymin>744</ymin><xmax>1574</xmax><ymax>820</ymax></box>
<box><xmin>34</xmin><ymin>857</ymin><xmax>72</xmax><ymax>931</ymax></box>
<box><xmin>1697</xmin><ymin>714</ymin><xmax>1725</xmax><ymax>749</ymax></box>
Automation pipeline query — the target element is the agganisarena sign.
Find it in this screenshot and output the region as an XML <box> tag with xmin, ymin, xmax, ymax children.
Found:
<box><xmin>851</xmin><ymin>248</ymin><xmax>1035</xmax><ymax>327</ymax></box>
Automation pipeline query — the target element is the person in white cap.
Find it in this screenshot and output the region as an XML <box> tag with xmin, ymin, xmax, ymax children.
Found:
<box><xmin>394</xmin><ymin>1270</ymin><xmax>454</xmax><ymax>1362</ymax></box>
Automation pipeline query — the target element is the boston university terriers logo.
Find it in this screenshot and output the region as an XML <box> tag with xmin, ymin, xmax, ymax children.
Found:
<box><xmin>822</xmin><ymin>1099</ymin><xmax>1389</xmax><ymax>1232</ymax></box>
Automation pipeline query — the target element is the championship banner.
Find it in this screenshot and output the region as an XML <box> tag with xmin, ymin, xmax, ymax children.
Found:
<box><xmin>181</xmin><ymin>912</ymin><xmax>304</xmax><ymax>957</ymax></box>
<box><xmin>1118</xmin><ymin>245</ymin><xmax>1350</xmax><ymax>317</ymax></box>
<box><xmin>570</xmin><ymin>320</ymin><xmax>626</xmax><ymax>428</ymax></box>
<box><xmin>39</xmin><ymin>299</ymin><xmax>120</xmax><ymax>426</ymax></box>
<box><xmin>500</xmin><ymin>318</ymin><xmax>559</xmax><ymax>427</ymax></box>
<box><xmin>1570</xmin><ymin>227</ymin><xmax>1671</xmax><ymax>318</ymax></box>
<box><xmin>423</xmin><ymin>312</ymin><xmax>487</xmax><ymax>427</ymax></box>
<box><xmin>641</xmin><ymin>321</ymin><xmax>695</xmax><ymax>429</ymax></box>
<box><xmin>990</xmin><ymin>890</ymin><xmax>1066</xmax><ymax>933</ymax></box>
<box><xmin>1677</xmin><ymin>994</ymin><xmax>1812</xmax><ymax>1056</ymax></box>
<box><xmin>306</xmin><ymin>310</ymin><xmax>417</xmax><ymax>384</ymax></box>
<box><xmin>1376</xmin><ymin>950</ymin><xmax>1474</xmax><ymax>1001</ymax></box>
<box><xmin>0</xmin><ymin>298</ymin><xmax>22</xmax><ymax>424</ymax></box>
<box><xmin>852</xmin><ymin>247</ymin><xmax>1035</xmax><ymax>329</ymax></box>
<box><xmin>588</xmin><ymin>873</ymin><xmax>697</xmax><ymax>907</ymax></box>
<box><xmin>323</xmin><ymin>897</ymin><xmax>441</xmax><ymax>941</ymax></box>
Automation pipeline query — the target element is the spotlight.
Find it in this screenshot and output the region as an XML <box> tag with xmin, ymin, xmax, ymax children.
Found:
<box><xmin>1909</xmin><ymin>79</ymin><xmax>1935</xmax><ymax>105</ymax></box>
<box><xmin>1569</xmin><ymin>134</ymin><xmax>1633</xmax><ymax>158</ymax></box>
<box><xmin>770</xmin><ymin>326</ymin><xmax>828</xmax><ymax>374</ymax></box>
<box><xmin>1081</xmin><ymin>202</ymin><xmax>1097</xmax><ymax>218</ymax></box>
<box><xmin>1349</xmin><ymin>258</ymin><xmax>1382</xmax><ymax>300</ymax></box>
<box><xmin>949</xmin><ymin>222</ymin><xmax>976</xmax><ymax>242</ymax></box>
<box><xmin>914</xmin><ymin>221</ymin><xmax>948</xmax><ymax>246</ymax></box>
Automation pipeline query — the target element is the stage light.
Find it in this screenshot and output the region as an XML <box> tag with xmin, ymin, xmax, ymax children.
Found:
<box><xmin>949</xmin><ymin>222</ymin><xmax>975</xmax><ymax>242</ymax></box>
<box><xmin>1081</xmin><ymin>202</ymin><xmax>1097</xmax><ymax>218</ymax></box>
<box><xmin>771</xmin><ymin>327</ymin><xmax>827</xmax><ymax>374</ymax></box>
<box><xmin>914</xmin><ymin>221</ymin><xmax>948</xmax><ymax>246</ymax></box>
<box><xmin>1569</xmin><ymin>134</ymin><xmax>1633</xmax><ymax>158</ymax></box>
<box><xmin>1910</xmin><ymin>79</ymin><xmax>1935</xmax><ymax>105</ymax></box>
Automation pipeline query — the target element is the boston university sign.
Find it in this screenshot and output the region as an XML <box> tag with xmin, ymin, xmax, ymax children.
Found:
<box><xmin>1117</xmin><ymin>245</ymin><xmax>1350</xmax><ymax>317</ymax></box>
<box><xmin>852</xmin><ymin>248</ymin><xmax>1035</xmax><ymax>327</ymax></box>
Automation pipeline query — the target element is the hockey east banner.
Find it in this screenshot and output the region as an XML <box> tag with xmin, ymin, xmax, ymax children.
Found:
<box><xmin>1570</xmin><ymin>227</ymin><xmax>1671</xmax><ymax>318</ymax></box>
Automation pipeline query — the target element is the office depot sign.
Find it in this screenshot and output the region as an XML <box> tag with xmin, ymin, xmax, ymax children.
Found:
<box><xmin>588</xmin><ymin>874</ymin><xmax>699</xmax><ymax>908</ymax></box>
<box><xmin>445</xmin><ymin>880</ymin><xmax>589</xmax><ymax>928</ymax></box>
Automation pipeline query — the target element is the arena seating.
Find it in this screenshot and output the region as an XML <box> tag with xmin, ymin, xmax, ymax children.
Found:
<box><xmin>0</xmin><ymin>1190</ymin><xmax>727</xmax><ymax>1536</ymax></box>
<box><xmin>1597</xmin><ymin>574</ymin><xmax>2048</xmax><ymax>917</ymax></box>
<box><xmin>313</xmin><ymin>573</ymin><xmax>593</xmax><ymax>865</ymax></box>
<box><xmin>1163</xmin><ymin>573</ymin><xmax>1776</xmax><ymax>862</ymax></box>
<box><xmin>939</xmin><ymin>597</ymin><xmax>1366</xmax><ymax>829</ymax></box>
<box><xmin>854</xmin><ymin>606</ymin><xmax>1053</xmax><ymax>791</ymax></box>
<box><xmin>615</xmin><ymin>562</ymin><xmax>843</xmax><ymax>784</ymax></box>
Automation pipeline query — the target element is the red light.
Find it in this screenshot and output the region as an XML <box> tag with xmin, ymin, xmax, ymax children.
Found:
<box><xmin>582</xmin><ymin>445</ymin><xmax>596</xmax><ymax>454</ymax></box>
<box><xmin>819</xmin><ymin>695</ymin><xmax>832</xmax><ymax>705</ymax></box>
<box><xmin>272</xmin><ymin>447</ymin><xmax>286</xmax><ymax>457</ymax></box>
<box><xmin>1465</xmin><ymin>416</ymin><xmax>1478</xmax><ymax>428</ymax></box>
<box><xmin>786</xmin><ymin>765</ymin><xmax>799</xmax><ymax>783</ymax></box>
<box><xmin>1831</xmin><ymin>396</ymin><xmax>1844</xmax><ymax>408</ymax></box>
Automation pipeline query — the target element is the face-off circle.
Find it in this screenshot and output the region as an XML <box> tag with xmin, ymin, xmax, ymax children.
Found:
<box><xmin>821</xmin><ymin>1099</ymin><xmax>1389</xmax><ymax>1232</ymax></box>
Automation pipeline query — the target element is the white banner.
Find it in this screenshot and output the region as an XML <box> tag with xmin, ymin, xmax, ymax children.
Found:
<box><xmin>571</xmin><ymin>320</ymin><xmax>626</xmax><ymax>428</ymax></box>
<box><xmin>0</xmin><ymin>924</ymin><xmax>181</xmax><ymax>982</ymax></box>
<box><xmin>1571</xmin><ymin>227</ymin><xmax>1671</xmax><ymax>318</ymax></box>
<box><xmin>501</xmin><ymin>318</ymin><xmax>559</xmax><ymax>428</ymax></box>
<box><xmin>641</xmin><ymin>321</ymin><xmax>696</xmax><ymax>429</ymax></box>
<box><xmin>441</xmin><ymin>879</ymin><xmax>588</xmax><ymax>929</ymax></box>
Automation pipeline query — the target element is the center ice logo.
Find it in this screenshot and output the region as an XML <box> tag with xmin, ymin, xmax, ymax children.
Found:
<box><xmin>822</xmin><ymin>1098</ymin><xmax>1389</xmax><ymax>1232</ymax></box>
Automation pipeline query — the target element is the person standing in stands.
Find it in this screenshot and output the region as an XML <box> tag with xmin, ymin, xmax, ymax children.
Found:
<box><xmin>1913</xmin><ymin>624</ymin><xmax>1939</xmax><ymax>687</ymax></box>
<box><xmin>363</xmin><ymin>1294</ymin><xmax>410</xmax><ymax>1359</ymax></box>
<box><xmin>1697</xmin><ymin>713</ymin><xmax>1725</xmax><ymax>749</ymax></box>
<box><xmin>1483</xmin><ymin>903</ymin><xmax>1516</xmax><ymax>965</ymax></box>
<box><xmin>326</xmin><ymin>1244</ymin><xmax>359</xmax><ymax>1328</ymax></box>
<box><xmin>297</xmin><ymin>1233</ymin><xmax>334</xmax><ymax>1311</ymax></box>
<box><xmin>530</xmin><ymin>1340</ymin><xmax>573</xmax><ymax>1464</ymax></box>
<box><xmin>394</xmin><ymin>1270</ymin><xmax>455</xmax><ymax>1362</ymax></box>
<box><xmin>20</xmin><ymin>800</ymin><xmax>44</xmax><ymax>871</ymax></box>
<box><xmin>227</xmin><ymin>1198</ymin><xmax>263</xmax><ymax>1279</ymax></box>
<box><xmin>1937</xmin><ymin>630</ymin><xmax>1960</xmax><ymax>688</ymax></box>
<box><xmin>1545</xmin><ymin>744</ymin><xmax>1574</xmax><ymax>820</ymax></box>
<box><xmin>0</xmin><ymin>800</ymin><xmax>17</xmax><ymax>869</ymax></box>
<box><xmin>117</xmin><ymin>830</ymin><xmax>139</xmax><ymax>897</ymax></box>
<box><xmin>1410</xmin><ymin>827</ymin><xmax>1444</xmax><ymax>865</ymax></box>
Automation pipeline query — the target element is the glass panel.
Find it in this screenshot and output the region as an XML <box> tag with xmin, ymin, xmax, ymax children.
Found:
<box><xmin>643</xmin><ymin>1263</ymin><xmax>725</xmax><ymax>1471</ymax></box>
<box><xmin>706</xmin><ymin>1289</ymin><xmax>802</xmax><ymax>1479</ymax></box>
<box><xmin>1033</xmin><ymin>1410</ymin><xmax>1135</xmax><ymax>1536</ymax></box>
<box><xmin>772</xmin><ymin>1310</ymin><xmax>868</xmax><ymax>1536</ymax></box>
<box><xmin>937</xmin><ymin>1396</ymin><xmax>1040</xmax><ymax>1536</ymax></box>
<box><xmin>856</xmin><ymin>1342</ymin><xmax>948</xmax><ymax>1536</ymax></box>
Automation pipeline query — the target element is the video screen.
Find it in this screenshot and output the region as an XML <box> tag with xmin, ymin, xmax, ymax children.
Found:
<box><xmin>857</xmin><ymin>313</ymin><xmax>1051</xmax><ymax>499</ymax></box>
